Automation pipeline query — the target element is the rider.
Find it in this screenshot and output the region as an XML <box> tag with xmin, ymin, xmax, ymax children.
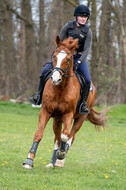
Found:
<box><xmin>29</xmin><ymin>4</ymin><xmax>92</xmax><ymax>114</ymax></box>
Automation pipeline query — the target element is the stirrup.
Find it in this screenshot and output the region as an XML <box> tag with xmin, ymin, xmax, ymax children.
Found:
<box><xmin>29</xmin><ymin>93</ymin><xmax>39</xmax><ymax>105</ymax></box>
<box><xmin>79</xmin><ymin>102</ymin><xmax>90</xmax><ymax>114</ymax></box>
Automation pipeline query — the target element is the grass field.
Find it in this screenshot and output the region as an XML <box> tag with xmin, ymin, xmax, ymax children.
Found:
<box><xmin>0</xmin><ymin>102</ymin><xmax>126</xmax><ymax>190</ymax></box>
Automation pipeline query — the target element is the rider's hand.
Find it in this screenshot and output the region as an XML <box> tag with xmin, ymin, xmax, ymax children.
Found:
<box><xmin>73</xmin><ymin>60</ymin><xmax>82</xmax><ymax>72</ymax></box>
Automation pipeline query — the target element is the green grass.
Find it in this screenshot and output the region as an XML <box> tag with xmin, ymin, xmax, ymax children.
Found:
<box><xmin>0</xmin><ymin>102</ymin><xmax>126</xmax><ymax>190</ymax></box>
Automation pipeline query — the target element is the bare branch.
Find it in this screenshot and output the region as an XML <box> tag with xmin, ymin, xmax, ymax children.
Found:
<box><xmin>63</xmin><ymin>0</ymin><xmax>78</xmax><ymax>7</ymax></box>
<box><xmin>107</xmin><ymin>0</ymin><xmax>120</xmax><ymax>21</ymax></box>
<box><xmin>4</xmin><ymin>0</ymin><xmax>33</xmax><ymax>27</ymax></box>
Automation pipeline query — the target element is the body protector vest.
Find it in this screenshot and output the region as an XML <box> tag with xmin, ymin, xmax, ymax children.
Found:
<box><xmin>67</xmin><ymin>21</ymin><xmax>89</xmax><ymax>52</ymax></box>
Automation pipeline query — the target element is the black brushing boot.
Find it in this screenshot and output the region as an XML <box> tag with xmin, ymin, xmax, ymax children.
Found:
<box><xmin>79</xmin><ymin>83</ymin><xmax>90</xmax><ymax>114</ymax></box>
<box><xmin>29</xmin><ymin>76</ymin><xmax>45</xmax><ymax>105</ymax></box>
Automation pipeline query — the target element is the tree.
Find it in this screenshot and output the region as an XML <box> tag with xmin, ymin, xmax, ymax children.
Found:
<box><xmin>21</xmin><ymin>0</ymin><xmax>37</xmax><ymax>91</ymax></box>
<box><xmin>0</xmin><ymin>0</ymin><xmax>17</xmax><ymax>96</ymax></box>
<box><xmin>38</xmin><ymin>0</ymin><xmax>45</xmax><ymax>71</ymax></box>
<box><xmin>90</xmin><ymin>0</ymin><xmax>98</xmax><ymax>88</ymax></box>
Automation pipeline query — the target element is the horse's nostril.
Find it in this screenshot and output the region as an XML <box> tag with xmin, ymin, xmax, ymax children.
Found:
<box><xmin>58</xmin><ymin>79</ymin><xmax>62</xmax><ymax>82</ymax></box>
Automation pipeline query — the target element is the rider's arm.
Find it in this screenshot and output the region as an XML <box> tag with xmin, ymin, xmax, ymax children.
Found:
<box><xmin>59</xmin><ymin>23</ymin><xmax>68</xmax><ymax>41</ymax></box>
<box><xmin>79</xmin><ymin>29</ymin><xmax>92</xmax><ymax>63</ymax></box>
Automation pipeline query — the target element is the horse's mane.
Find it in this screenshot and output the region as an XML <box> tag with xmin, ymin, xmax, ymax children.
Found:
<box><xmin>56</xmin><ymin>36</ymin><xmax>78</xmax><ymax>52</ymax></box>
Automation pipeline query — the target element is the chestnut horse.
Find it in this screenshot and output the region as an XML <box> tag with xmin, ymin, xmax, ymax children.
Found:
<box><xmin>23</xmin><ymin>36</ymin><xmax>108</xmax><ymax>169</ymax></box>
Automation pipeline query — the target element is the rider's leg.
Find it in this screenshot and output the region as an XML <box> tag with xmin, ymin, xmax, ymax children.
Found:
<box><xmin>73</xmin><ymin>55</ymin><xmax>91</xmax><ymax>114</ymax></box>
<box><xmin>77</xmin><ymin>59</ymin><xmax>91</xmax><ymax>114</ymax></box>
<box><xmin>29</xmin><ymin>63</ymin><xmax>52</xmax><ymax>105</ymax></box>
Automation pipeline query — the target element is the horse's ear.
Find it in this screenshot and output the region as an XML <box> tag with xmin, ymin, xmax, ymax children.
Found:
<box><xmin>55</xmin><ymin>36</ymin><xmax>61</xmax><ymax>46</ymax></box>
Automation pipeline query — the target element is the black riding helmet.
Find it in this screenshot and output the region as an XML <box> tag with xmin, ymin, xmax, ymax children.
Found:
<box><xmin>74</xmin><ymin>4</ymin><xmax>90</xmax><ymax>17</ymax></box>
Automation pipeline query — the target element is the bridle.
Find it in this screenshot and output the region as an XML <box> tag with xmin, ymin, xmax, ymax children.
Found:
<box><xmin>51</xmin><ymin>49</ymin><xmax>74</xmax><ymax>78</ymax></box>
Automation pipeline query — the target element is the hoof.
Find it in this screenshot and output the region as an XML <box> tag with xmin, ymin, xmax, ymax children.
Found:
<box><xmin>23</xmin><ymin>158</ymin><xmax>33</xmax><ymax>169</ymax></box>
<box><xmin>45</xmin><ymin>163</ymin><xmax>54</xmax><ymax>168</ymax></box>
<box><xmin>55</xmin><ymin>159</ymin><xmax>64</xmax><ymax>167</ymax></box>
<box><xmin>56</xmin><ymin>149</ymin><xmax>66</xmax><ymax>160</ymax></box>
<box><xmin>23</xmin><ymin>164</ymin><xmax>33</xmax><ymax>169</ymax></box>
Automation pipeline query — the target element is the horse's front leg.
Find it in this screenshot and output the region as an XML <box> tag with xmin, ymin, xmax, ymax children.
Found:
<box><xmin>56</xmin><ymin>112</ymin><xmax>73</xmax><ymax>161</ymax></box>
<box><xmin>23</xmin><ymin>108</ymin><xmax>50</xmax><ymax>169</ymax></box>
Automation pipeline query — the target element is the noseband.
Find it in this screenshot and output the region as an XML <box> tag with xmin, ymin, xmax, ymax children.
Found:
<box><xmin>52</xmin><ymin>50</ymin><xmax>74</xmax><ymax>78</ymax></box>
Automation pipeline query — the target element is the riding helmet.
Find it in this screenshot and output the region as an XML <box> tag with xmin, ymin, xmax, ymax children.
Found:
<box><xmin>74</xmin><ymin>4</ymin><xmax>90</xmax><ymax>17</ymax></box>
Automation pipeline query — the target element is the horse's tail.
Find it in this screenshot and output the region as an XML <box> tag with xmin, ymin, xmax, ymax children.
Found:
<box><xmin>87</xmin><ymin>107</ymin><xmax>110</xmax><ymax>129</ymax></box>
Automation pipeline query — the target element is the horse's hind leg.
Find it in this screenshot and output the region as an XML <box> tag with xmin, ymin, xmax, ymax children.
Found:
<box><xmin>46</xmin><ymin>118</ymin><xmax>62</xmax><ymax>168</ymax></box>
<box><xmin>68</xmin><ymin>116</ymin><xmax>86</xmax><ymax>148</ymax></box>
<box><xmin>23</xmin><ymin>108</ymin><xmax>50</xmax><ymax>169</ymax></box>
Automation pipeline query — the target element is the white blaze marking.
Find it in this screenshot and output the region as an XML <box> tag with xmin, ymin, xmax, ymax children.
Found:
<box><xmin>56</xmin><ymin>50</ymin><xmax>67</xmax><ymax>67</ymax></box>
<box><xmin>52</xmin><ymin>70</ymin><xmax>60</xmax><ymax>82</ymax></box>
<box><xmin>52</xmin><ymin>51</ymin><xmax>67</xmax><ymax>83</ymax></box>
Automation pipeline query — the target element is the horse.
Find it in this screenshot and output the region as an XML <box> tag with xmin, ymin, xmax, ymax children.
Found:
<box><xmin>23</xmin><ymin>36</ymin><xmax>108</xmax><ymax>169</ymax></box>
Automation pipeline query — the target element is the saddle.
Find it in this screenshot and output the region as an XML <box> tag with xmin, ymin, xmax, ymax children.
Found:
<box><xmin>75</xmin><ymin>71</ymin><xmax>86</xmax><ymax>92</ymax></box>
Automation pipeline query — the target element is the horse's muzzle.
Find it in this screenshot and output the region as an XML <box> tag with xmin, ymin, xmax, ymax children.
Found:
<box><xmin>51</xmin><ymin>70</ymin><xmax>62</xmax><ymax>85</ymax></box>
<box><xmin>51</xmin><ymin>78</ymin><xmax>62</xmax><ymax>85</ymax></box>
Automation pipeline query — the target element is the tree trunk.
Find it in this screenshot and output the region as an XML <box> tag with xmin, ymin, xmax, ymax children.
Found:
<box><xmin>21</xmin><ymin>0</ymin><xmax>37</xmax><ymax>91</ymax></box>
<box><xmin>0</xmin><ymin>0</ymin><xmax>17</xmax><ymax>96</ymax></box>
<box><xmin>18</xmin><ymin>13</ymin><xmax>27</xmax><ymax>95</ymax></box>
<box><xmin>97</xmin><ymin>0</ymin><xmax>111</xmax><ymax>103</ymax></box>
<box><xmin>38</xmin><ymin>0</ymin><xmax>46</xmax><ymax>71</ymax></box>
<box><xmin>90</xmin><ymin>0</ymin><xmax>98</xmax><ymax>88</ymax></box>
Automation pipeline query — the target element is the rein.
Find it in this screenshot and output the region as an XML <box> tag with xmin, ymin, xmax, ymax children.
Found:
<box><xmin>42</xmin><ymin>48</ymin><xmax>75</xmax><ymax>78</ymax></box>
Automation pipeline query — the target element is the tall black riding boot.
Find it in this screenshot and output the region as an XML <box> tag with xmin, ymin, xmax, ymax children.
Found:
<box><xmin>29</xmin><ymin>76</ymin><xmax>45</xmax><ymax>105</ymax></box>
<box><xmin>79</xmin><ymin>83</ymin><xmax>90</xmax><ymax>114</ymax></box>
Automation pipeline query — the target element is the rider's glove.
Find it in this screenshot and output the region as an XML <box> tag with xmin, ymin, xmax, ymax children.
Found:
<box><xmin>73</xmin><ymin>60</ymin><xmax>82</xmax><ymax>72</ymax></box>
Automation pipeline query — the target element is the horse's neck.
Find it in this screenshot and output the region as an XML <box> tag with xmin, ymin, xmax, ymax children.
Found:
<box><xmin>60</xmin><ymin>72</ymin><xmax>74</xmax><ymax>89</ymax></box>
<box><xmin>62</xmin><ymin>61</ymin><xmax>74</xmax><ymax>84</ymax></box>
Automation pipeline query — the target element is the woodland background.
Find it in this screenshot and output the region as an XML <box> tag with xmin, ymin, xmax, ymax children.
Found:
<box><xmin>0</xmin><ymin>0</ymin><xmax>126</xmax><ymax>104</ymax></box>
